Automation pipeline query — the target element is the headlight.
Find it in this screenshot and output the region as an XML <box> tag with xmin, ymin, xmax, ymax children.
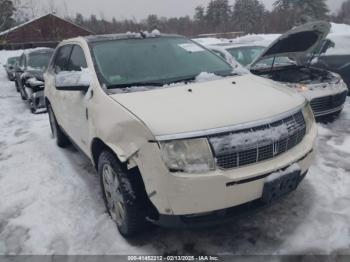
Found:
<box><xmin>296</xmin><ymin>84</ymin><xmax>309</xmax><ymax>92</ymax></box>
<box><xmin>160</xmin><ymin>138</ymin><xmax>215</xmax><ymax>173</ymax></box>
<box><xmin>302</xmin><ymin>102</ymin><xmax>315</xmax><ymax>133</ymax></box>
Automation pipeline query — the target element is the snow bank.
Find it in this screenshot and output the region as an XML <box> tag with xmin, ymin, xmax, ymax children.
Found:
<box><xmin>227</xmin><ymin>34</ymin><xmax>281</xmax><ymax>47</ymax></box>
<box><xmin>0</xmin><ymin>50</ymin><xmax>23</xmax><ymax>65</ymax></box>
<box><xmin>330</xmin><ymin>22</ymin><xmax>350</xmax><ymax>34</ymax></box>
<box><xmin>327</xmin><ymin>136</ymin><xmax>350</xmax><ymax>154</ymax></box>
<box><xmin>322</xmin><ymin>23</ymin><xmax>350</xmax><ymax>55</ymax></box>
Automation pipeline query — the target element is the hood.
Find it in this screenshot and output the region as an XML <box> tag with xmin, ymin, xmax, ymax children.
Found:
<box><xmin>110</xmin><ymin>75</ymin><xmax>305</xmax><ymax>138</ymax></box>
<box><xmin>251</xmin><ymin>21</ymin><xmax>331</xmax><ymax>68</ymax></box>
<box><xmin>24</xmin><ymin>70</ymin><xmax>44</xmax><ymax>81</ymax></box>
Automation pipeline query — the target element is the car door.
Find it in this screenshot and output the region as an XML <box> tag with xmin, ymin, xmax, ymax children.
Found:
<box><xmin>47</xmin><ymin>44</ymin><xmax>73</xmax><ymax>128</ymax></box>
<box><xmin>58</xmin><ymin>44</ymin><xmax>91</xmax><ymax>153</ymax></box>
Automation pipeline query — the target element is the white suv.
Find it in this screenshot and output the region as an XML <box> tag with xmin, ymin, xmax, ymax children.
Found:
<box><xmin>44</xmin><ymin>33</ymin><xmax>317</xmax><ymax>237</ymax></box>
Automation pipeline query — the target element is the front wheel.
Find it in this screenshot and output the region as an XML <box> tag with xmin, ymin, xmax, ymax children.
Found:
<box><xmin>47</xmin><ymin>104</ymin><xmax>70</xmax><ymax>148</ymax></box>
<box><xmin>98</xmin><ymin>151</ymin><xmax>150</xmax><ymax>237</ymax></box>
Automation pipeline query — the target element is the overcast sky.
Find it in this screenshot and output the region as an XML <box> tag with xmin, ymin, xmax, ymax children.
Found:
<box><xmin>42</xmin><ymin>0</ymin><xmax>345</xmax><ymax>20</ymax></box>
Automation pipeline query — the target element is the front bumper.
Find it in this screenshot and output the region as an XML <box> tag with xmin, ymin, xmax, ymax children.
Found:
<box><xmin>31</xmin><ymin>90</ymin><xmax>46</xmax><ymax>109</ymax></box>
<box><xmin>154</xmin><ymin>169</ymin><xmax>309</xmax><ymax>228</ymax></box>
<box><xmin>135</xmin><ymin>123</ymin><xmax>317</xmax><ymax>217</ymax></box>
<box><xmin>310</xmin><ymin>90</ymin><xmax>348</xmax><ymax>118</ymax></box>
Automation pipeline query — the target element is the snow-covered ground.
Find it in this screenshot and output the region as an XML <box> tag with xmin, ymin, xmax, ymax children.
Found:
<box><xmin>0</xmin><ymin>51</ymin><xmax>350</xmax><ymax>256</ymax></box>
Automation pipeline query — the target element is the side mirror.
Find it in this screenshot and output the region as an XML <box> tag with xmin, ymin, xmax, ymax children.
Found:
<box><xmin>55</xmin><ymin>70</ymin><xmax>92</xmax><ymax>92</ymax></box>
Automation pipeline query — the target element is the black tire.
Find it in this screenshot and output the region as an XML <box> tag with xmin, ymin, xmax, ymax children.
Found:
<box><xmin>47</xmin><ymin>104</ymin><xmax>70</xmax><ymax>148</ymax></box>
<box><xmin>15</xmin><ymin>80</ymin><xmax>20</xmax><ymax>92</ymax></box>
<box><xmin>98</xmin><ymin>151</ymin><xmax>150</xmax><ymax>237</ymax></box>
<box><xmin>19</xmin><ymin>86</ymin><xmax>27</xmax><ymax>100</ymax></box>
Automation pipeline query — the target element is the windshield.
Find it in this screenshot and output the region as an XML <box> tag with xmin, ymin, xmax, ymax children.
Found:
<box><xmin>7</xmin><ymin>57</ymin><xmax>18</xmax><ymax>65</ymax></box>
<box><xmin>28</xmin><ymin>52</ymin><xmax>53</xmax><ymax>70</ymax></box>
<box><xmin>226</xmin><ymin>46</ymin><xmax>265</xmax><ymax>66</ymax></box>
<box><xmin>91</xmin><ymin>36</ymin><xmax>233</xmax><ymax>88</ymax></box>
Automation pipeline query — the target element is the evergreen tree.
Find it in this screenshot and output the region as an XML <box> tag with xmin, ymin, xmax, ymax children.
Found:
<box><xmin>205</xmin><ymin>0</ymin><xmax>231</xmax><ymax>32</ymax></box>
<box><xmin>336</xmin><ymin>0</ymin><xmax>350</xmax><ymax>24</ymax></box>
<box><xmin>274</xmin><ymin>0</ymin><xmax>329</xmax><ymax>23</ymax></box>
<box><xmin>232</xmin><ymin>0</ymin><xmax>267</xmax><ymax>33</ymax></box>
<box><xmin>194</xmin><ymin>6</ymin><xmax>205</xmax><ymax>23</ymax></box>
<box><xmin>0</xmin><ymin>0</ymin><xmax>16</xmax><ymax>31</ymax></box>
<box><xmin>74</xmin><ymin>13</ymin><xmax>84</xmax><ymax>26</ymax></box>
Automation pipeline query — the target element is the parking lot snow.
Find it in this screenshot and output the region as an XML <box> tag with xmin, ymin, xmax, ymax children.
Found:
<box><xmin>0</xmin><ymin>51</ymin><xmax>350</xmax><ymax>255</ymax></box>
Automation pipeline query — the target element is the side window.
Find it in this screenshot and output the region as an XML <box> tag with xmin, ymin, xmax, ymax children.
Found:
<box><xmin>53</xmin><ymin>45</ymin><xmax>73</xmax><ymax>74</ymax></box>
<box><xmin>67</xmin><ymin>45</ymin><xmax>87</xmax><ymax>71</ymax></box>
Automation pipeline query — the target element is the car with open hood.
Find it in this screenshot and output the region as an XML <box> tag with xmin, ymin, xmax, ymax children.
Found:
<box><xmin>15</xmin><ymin>48</ymin><xmax>54</xmax><ymax>113</ymax></box>
<box><xmin>311</xmin><ymin>32</ymin><xmax>350</xmax><ymax>95</ymax></box>
<box><xmin>44</xmin><ymin>33</ymin><xmax>317</xmax><ymax>237</ymax></box>
<box><xmin>249</xmin><ymin>21</ymin><xmax>348</xmax><ymax>120</ymax></box>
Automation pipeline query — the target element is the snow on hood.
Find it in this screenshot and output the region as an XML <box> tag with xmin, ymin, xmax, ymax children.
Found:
<box><xmin>110</xmin><ymin>74</ymin><xmax>305</xmax><ymax>137</ymax></box>
<box><xmin>251</xmin><ymin>21</ymin><xmax>331</xmax><ymax>67</ymax></box>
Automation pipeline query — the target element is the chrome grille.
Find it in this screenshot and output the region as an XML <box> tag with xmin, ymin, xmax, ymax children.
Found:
<box><xmin>209</xmin><ymin>111</ymin><xmax>306</xmax><ymax>170</ymax></box>
<box><xmin>310</xmin><ymin>91</ymin><xmax>347</xmax><ymax>116</ymax></box>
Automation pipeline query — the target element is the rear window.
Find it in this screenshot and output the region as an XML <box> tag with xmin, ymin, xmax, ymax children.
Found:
<box><xmin>28</xmin><ymin>51</ymin><xmax>53</xmax><ymax>70</ymax></box>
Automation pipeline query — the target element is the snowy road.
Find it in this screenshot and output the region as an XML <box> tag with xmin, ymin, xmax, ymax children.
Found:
<box><xmin>0</xmin><ymin>59</ymin><xmax>350</xmax><ymax>255</ymax></box>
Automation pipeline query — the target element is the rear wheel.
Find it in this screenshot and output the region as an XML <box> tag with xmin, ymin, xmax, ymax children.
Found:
<box><xmin>98</xmin><ymin>151</ymin><xmax>150</xmax><ymax>237</ymax></box>
<box><xmin>47</xmin><ymin>104</ymin><xmax>70</xmax><ymax>148</ymax></box>
<box><xmin>15</xmin><ymin>80</ymin><xmax>20</xmax><ymax>92</ymax></box>
<box><xmin>19</xmin><ymin>85</ymin><xmax>27</xmax><ymax>100</ymax></box>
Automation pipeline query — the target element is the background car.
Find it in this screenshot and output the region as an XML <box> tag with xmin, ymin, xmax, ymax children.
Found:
<box><xmin>249</xmin><ymin>21</ymin><xmax>348</xmax><ymax>121</ymax></box>
<box><xmin>312</xmin><ymin>34</ymin><xmax>350</xmax><ymax>95</ymax></box>
<box><xmin>3</xmin><ymin>56</ymin><xmax>20</xmax><ymax>81</ymax></box>
<box><xmin>15</xmin><ymin>48</ymin><xmax>54</xmax><ymax>113</ymax></box>
<box><xmin>211</xmin><ymin>43</ymin><xmax>265</xmax><ymax>67</ymax></box>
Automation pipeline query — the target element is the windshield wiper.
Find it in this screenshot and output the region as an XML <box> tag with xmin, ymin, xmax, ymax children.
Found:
<box><xmin>106</xmin><ymin>81</ymin><xmax>165</xmax><ymax>89</ymax></box>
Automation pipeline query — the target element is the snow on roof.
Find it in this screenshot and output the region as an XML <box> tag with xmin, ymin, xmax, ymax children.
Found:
<box><xmin>226</xmin><ymin>34</ymin><xmax>281</xmax><ymax>47</ymax></box>
<box><xmin>330</xmin><ymin>22</ymin><xmax>350</xmax><ymax>34</ymax></box>
<box><xmin>192</xmin><ymin>37</ymin><xmax>229</xmax><ymax>46</ymax></box>
<box><xmin>0</xmin><ymin>13</ymin><xmax>94</xmax><ymax>37</ymax></box>
<box><xmin>325</xmin><ymin>23</ymin><xmax>350</xmax><ymax>55</ymax></box>
<box><xmin>0</xmin><ymin>50</ymin><xmax>23</xmax><ymax>65</ymax></box>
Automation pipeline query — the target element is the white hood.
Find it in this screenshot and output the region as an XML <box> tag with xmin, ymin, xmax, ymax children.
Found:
<box><xmin>110</xmin><ymin>75</ymin><xmax>305</xmax><ymax>138</ymax></box>
<box><xmin>251</xmin><ymin>21</ymin><xmax>331</xmax><ymax>67</ymax></box>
